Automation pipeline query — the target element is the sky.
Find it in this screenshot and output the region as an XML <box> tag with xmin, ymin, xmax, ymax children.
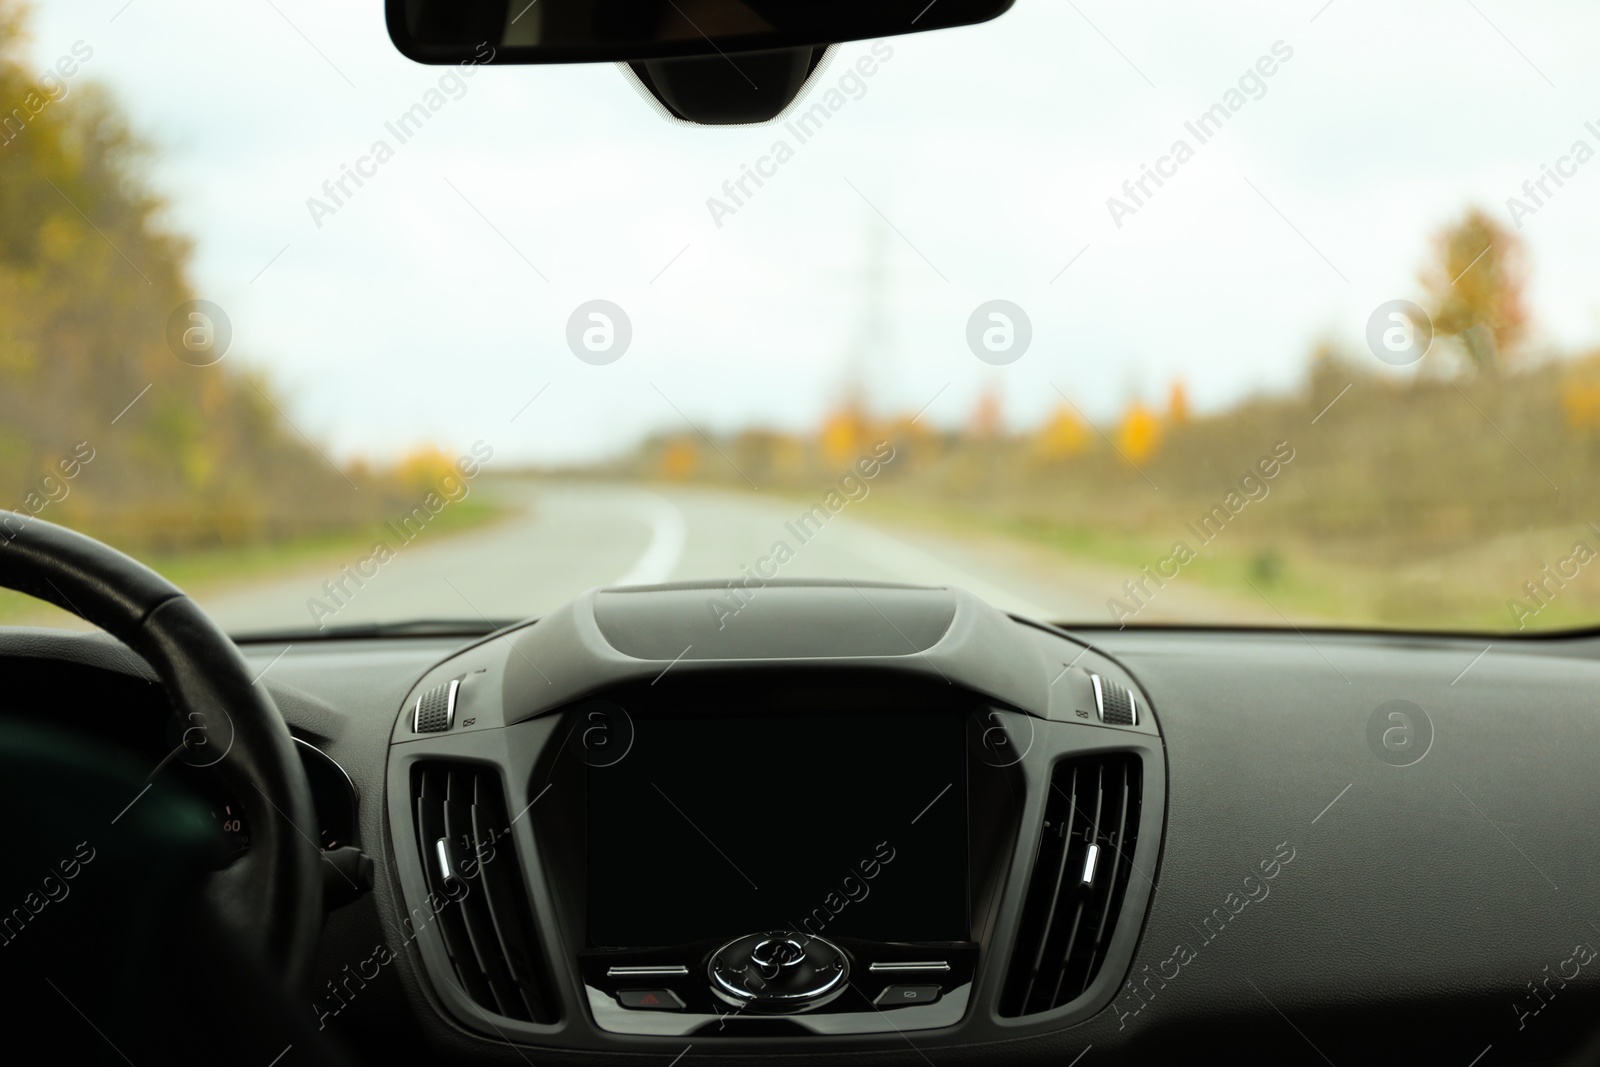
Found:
<box><xmin>20</xmin><ymin>0</ymin><xmax>1600</xmax><ymax>465</ymax></box>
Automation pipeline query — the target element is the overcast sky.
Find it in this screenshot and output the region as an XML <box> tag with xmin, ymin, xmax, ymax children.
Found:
<box><xmin>22</xmin><ymin>0</ymin><xmax>1600</xmax><ymax>464</ymax></box>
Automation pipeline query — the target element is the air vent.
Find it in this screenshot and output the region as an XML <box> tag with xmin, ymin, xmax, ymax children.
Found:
<box><xmin>1001</xmin><ymin>753</ymin><xmax>1143</xmax><ymax>1017</ymax></box>
<box><xmin>1091</xmin><ymin>674</ymin><xmax>1137</xmax><ymax>726</ymax></box>
<box><xmin>413</xmin><ymin>680</ymin><xmax>458</xmax><ymax>733</ymax></box>
<box><xmin>412</xmin><ymin>762</ymin><xmax>557</xmax><ymax>1023</ymax></box>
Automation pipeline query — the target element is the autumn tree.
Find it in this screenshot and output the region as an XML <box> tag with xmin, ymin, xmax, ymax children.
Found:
<box><xmin>0</xmin><ymin>0</ymin><xmax>410</xmax><ymax>548</ymax></box>
<box><xmin>819</xmin><ymin>401</ymin><xmax>869</xmax><ymax>466</ymax></box>
<box><xmin>1419</xmin><ymin>207</ymin><xmax>1530</xmax><ymax>375</ymax></box>
<box><xmin>1033</xmin><ymin>404</ymin><xmax>1090</xmax><ymax>461</ymax></box>
<box><xmin>1166</xmin><ymin>381</ymin><xmax>1190</xmax><ymax>425</ymax></box>
<box><xmin>1115</xmin><ymin>401</ymin><xmax>1162</xmax><ymax>464</ymax></box>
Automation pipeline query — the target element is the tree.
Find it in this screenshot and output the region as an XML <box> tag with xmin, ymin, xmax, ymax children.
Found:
<box><xmin>1419</xmin><ymin>207</ymin><xmax>1530</xmax><ymax>375</ymax></box>
<box><xmin>0</xmin><ymin>0</ymin><xmax>410</xmax><ymax>548</ymax></box>
<box><xmin>1115</xmin><ymin>401</ymin><xmax>1162</xmax><ymax>464</ymax></box>
<box><xmin>1166</xmin><ymin>380</ymin><xmax>1190</xmax><ymax>425</ymax></box>
<box><xmin>1034</xmin><ymin>404</ymin><xmax>1090</xmax><ymax>461</ymax></box>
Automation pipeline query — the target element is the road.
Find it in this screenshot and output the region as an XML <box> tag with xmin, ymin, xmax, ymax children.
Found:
<box><xmin>188</xmin><ymin>481</ymin><xmax>1264</xmax><ymax>633</ymax></box>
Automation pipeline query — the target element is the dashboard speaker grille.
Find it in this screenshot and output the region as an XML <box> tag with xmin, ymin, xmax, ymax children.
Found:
<box><xmin>1001</xmin><ymin>753</ymin><xmax>1143</xmax><ymax>1017</ymax></box>
<box><xmin>412</xmin><ymin>762</ymin><xmax>557</xmax><ymax>1024</ymax></box>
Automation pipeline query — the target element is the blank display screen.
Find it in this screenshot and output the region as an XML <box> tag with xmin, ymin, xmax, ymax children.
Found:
<box><xmin>586</xmin><ymin>713</ymin><xmax>968</xmax><ymax>948</ymax></box>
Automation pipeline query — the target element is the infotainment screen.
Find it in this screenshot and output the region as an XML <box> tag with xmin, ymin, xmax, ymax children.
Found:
<box><xmin>586</xmin><ymin>712</ymin><xmax>968</xmax><ymax>949</ymax></box>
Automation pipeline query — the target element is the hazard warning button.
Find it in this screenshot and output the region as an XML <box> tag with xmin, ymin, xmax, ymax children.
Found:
<box><xmin>617</xmin><ymin>988</ymin><xmax>685</xmax><ymax>1011</ymax></box>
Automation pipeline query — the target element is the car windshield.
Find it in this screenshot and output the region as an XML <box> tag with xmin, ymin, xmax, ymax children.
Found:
<box><xmin>3</xmin><ymin>0</ymin><xmax>1597</xmax><ymax>635</ymax></box>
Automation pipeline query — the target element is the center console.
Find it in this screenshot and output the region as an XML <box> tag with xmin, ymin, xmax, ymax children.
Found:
<box><xmin>383</xmin><ymin>582</ymin><xmax>1165</xmax><ymax>1054</ymax></box>
<box><xmin>579</xmin><ymin>706</ymin><xmax>976</xmax><ymax>1034</ymax></box>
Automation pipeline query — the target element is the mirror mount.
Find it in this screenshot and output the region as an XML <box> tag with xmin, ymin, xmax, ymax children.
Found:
<box><xmin>626</xmin><ymin>46</ymin><xmax>830</xmax><ymax>126</ymax></box>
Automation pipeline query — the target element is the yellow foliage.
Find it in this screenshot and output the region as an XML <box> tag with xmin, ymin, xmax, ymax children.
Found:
<box><xmin>1116</xmin><ymin>402</ymin><xmax>1163</xmax><ymax>464</ymax></box>
<box><xmin>1034</xmin><ymin>405</ymin><xmax>1090</xmax><ymax>461</ymax></box>
<box><xmin>1562</xmin><ymin>379</ymin><xmax>1600</xmax><ymax>432</ymax></box>
<box><xmin>820</xmin><ymin>408</ymin><xmax>867</xmax><ymax>466</ymax></box>
<box><xmin>661</xmin><ymin>438</ymin><xmax>697</xmax><ymax>480</ymax></box>
<box><xmin>396</xmin><ymin>446</ymin><xmax>457</xmax><ymax>492</ymax></box>
<box><xmin>1419</xmin><ymin>206</ymin><xmax>1529</xmax><ymax>373</ymax></box>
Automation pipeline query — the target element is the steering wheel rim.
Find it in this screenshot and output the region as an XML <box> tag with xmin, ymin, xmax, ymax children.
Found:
<box><xmin>0</xmin><ymin>511</ymin><xmax>322</xmax><ymax>987</ymax></box>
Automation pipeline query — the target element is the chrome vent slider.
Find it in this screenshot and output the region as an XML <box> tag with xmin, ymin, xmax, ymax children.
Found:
<box><xmin>1090</xmin><ymin>673</ymin><xmax>1137</xmax><ymax>726</ymax></box>
<box><xmin>413</xmin><ymin>678</ymin><xmax>460</xmax><ymax>733</ymax></box>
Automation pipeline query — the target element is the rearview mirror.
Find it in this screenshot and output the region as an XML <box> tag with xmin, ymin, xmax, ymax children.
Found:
<box><xmin>387</xmin><ymin>0</ymin><xmax>1016</xmax><ymax>65</ymax></box>
<box><xmin>387</xmin><ymin>0</ymin><xmax>1015</xmax><ymax>125</ymax></box>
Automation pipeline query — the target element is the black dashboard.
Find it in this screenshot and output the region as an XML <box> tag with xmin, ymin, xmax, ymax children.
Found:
<box><xmin>383</xmin><ymin>583</ymin><xmax>1162</xmax><ymax>1050</ymax></box>
<box><xmin>7</xmin><ymin>581</ymin><xmax>1600</xmax><ymax>1065</ymax></box>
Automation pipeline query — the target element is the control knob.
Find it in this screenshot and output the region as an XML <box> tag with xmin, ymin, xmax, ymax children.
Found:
<box><xmin>708</xmin><ymin>931</ymin><xmax>848</xmax><ymax>1013</ymax></box>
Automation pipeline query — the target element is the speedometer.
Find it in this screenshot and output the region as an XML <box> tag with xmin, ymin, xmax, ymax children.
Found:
<box><xmin>212</xmin><ymin>800</ymin><xmax>251</xmax><ymax>859</ymax></box>
<box><xmin>167</xmin><ymin>723</ymin><xmax>355</xmax><ymax>861</ymax></box>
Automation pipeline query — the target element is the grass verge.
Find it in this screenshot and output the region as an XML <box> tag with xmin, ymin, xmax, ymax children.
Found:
<box><xmin>855</xmin><ymin>490</ymin><xmax>1600</xmax><ymax>633</ymax></box>
<box><xmin>0</xmin><ymin>494</ymin><xmax>510</xmax><ymax>627</ymax></box>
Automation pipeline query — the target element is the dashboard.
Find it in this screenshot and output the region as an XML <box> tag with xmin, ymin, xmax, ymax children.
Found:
<box><xmin>1</xmin><ymin>636</ymin><xmax>359</xmax><ymax>869</ymax></box>
<box><xmin>6</xmin><ymin>582</ymin><xmax>1600</xmax><ymax>1065</ymax></box>
<box><xmin>384</xmin><ymin>583</ymin><xmax>1161</xmax><ymax>1050</ymax></box>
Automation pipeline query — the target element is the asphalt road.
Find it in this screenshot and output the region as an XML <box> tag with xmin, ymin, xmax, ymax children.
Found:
<box><xmin>190</xmin><ymin>482</ymin><xmax>1262</xmax><ymax>634</ymax></box>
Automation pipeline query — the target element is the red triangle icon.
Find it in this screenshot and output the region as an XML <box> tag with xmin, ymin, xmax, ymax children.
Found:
<box><xmin>640</xmin><ymin>992</ymin><xmax>660</xmax><ymax>1005</ymax></box>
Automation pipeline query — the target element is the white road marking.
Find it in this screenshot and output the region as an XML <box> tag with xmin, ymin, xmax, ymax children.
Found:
<box><xmin>610</xmin><ymin>492</ymin><xmax>687</xmax><ymax>587</ymax></box>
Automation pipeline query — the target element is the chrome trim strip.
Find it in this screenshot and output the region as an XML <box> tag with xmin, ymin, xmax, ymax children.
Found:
<box><xmin>606</xmin><ymin>965</ymin><xmax>690</xmax><ymax>978</ymax></box>
<box><xmin>1081</xmin><ymin>842</ymin><xmax>1101</xmax><ymax>886</ymax></box>
<box><xmin>433</xmin><ymin>836</ymin><xmax>455</xmax><ymax>885</ymax></box>
<box><xmin>586</xmin><ymin>982</ymin><xmax>972</xmax><ymax>1037</ymax></box>
<box><xmin>293</xmin><ymin>736</ymin><xmax>359</xmax><ymax>803</ymax></box>
<box><xmin>1090</xmin><ymin>673</ymin><xmax>1105</xmax><ymax>721</ymax></box>
<box><xmin>868</xmin><ymin>961</ymin><xmax>951</xmax><ymax>974</ymax></box>
<box><xmin>413</xmin><ymin>678</ymin><xmax>461</xmax><ymax>733</ymax></box>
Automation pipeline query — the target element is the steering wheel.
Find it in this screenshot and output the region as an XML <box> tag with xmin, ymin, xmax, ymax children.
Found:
<box><xmin>0</xmin><ymin>513</ymin><xmax>322</xmax><ymax>986</ymax></box>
